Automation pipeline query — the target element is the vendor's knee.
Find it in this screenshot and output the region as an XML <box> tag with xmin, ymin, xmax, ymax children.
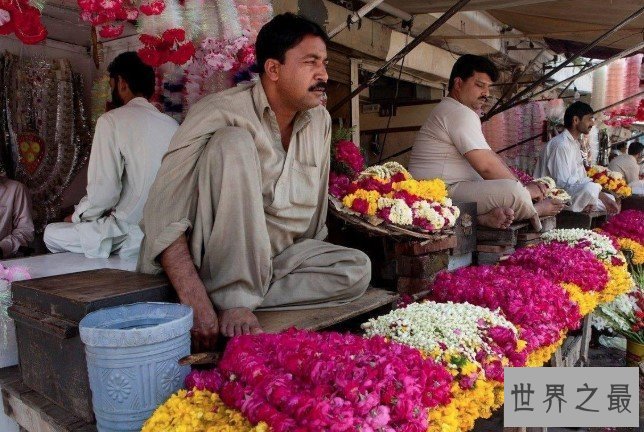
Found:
<box><xmin>350</xmin><ymin>249</ymin><xmax>372</xmax><ymax>291</ymax></box>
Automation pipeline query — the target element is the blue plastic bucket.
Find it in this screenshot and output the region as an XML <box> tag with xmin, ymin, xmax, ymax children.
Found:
<box><xmin>79</xmin><ymin>302</ymin><xmax>192</xmax><ymax>432</ymax></box>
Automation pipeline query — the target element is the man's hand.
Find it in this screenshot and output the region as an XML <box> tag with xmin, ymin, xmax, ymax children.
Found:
<box><xmin>64</xmin><ymin>214</ymin><xmax>73</xmax><ymax>223</ymax></box>
<box><xmin>160</xmin><ymin>235</ymin><xmax>219</xmax><ymax>352</ymax></box>
<box><xmin>190</xmin><ymin>302</ymin><xmax>219</xmax><ymax>352</ymax></box>
<box><xmin>599</xmin><ymin>192</ymin><xmax>620</xmax><ymax>215</ymax></box>
<box><xmin>525</xmin><ymin>181</ymin><xmax>547</xmax><ymax>201</ymax></box>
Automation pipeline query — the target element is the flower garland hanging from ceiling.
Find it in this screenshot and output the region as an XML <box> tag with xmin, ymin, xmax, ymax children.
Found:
<box><xmin>0</xmin><ymin>0</ymin><xmax>47</xmax><ymax>44</ymax></box>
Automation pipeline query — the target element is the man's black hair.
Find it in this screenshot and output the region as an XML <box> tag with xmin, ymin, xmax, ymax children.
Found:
<box><xmin>613</xmin><ymin>141</ymin><xmax>627</xmax><ymax>151</ymax></box>
<box><xmin>107</xmin><ymin>52</ymin><xmax>155</xmax><ymax>99</ymax></box>
<box><xmin>564</xmin><ymin>101</ymin><xmax>594</xmax><ymax>128</ymax></box>
<box><xmin>448</xmin><ymin>54</ymin><xmax>499</xmax><ymax>91</ymax></box>
<box><xmin>255</xmin><ymin>13</ymin><xmax>330</xmax><ymax>74</ymax></box>
<box><xmin>628</xmin><ymin>141</ymin><xmax>644</xmax><ymax>156</ymax></box>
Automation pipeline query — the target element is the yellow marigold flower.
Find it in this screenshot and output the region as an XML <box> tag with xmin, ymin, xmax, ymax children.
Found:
<box><xmin>525</xmin><ymin>334</ymin><xmax>565</xmax><ymax>367</ymax></box>
<box><xmin>598</xmin><ymin>260</ymin><xmax>634</xmax><ymax>305</ymax></box>
<box><xmin>392</xmin><ymin>179</ymin><xmax>448</xmax><ymax>203</ymax></box>
<box><xmin>561</xmin><ymin>282</ymin><xmax>598</xmax><ymax>316</ymax></box>
<box><xmin>342</xmin><ymin>189</ymin><xmax>380</xmax><ymax>215</ymax></box>
<box><xmin>142</xmin><ymin>388</ymin><xmax>267</xmax><ymax>432</ymax></box>
<box><xmin>617</xmin><ymin>237</ymin><xmax>644</xmax><ymax>265</ymax></box>
<box><xmin>428</xmin><ymin>377</ymin><xmax>503</xmax><ymax>432</ymax></box>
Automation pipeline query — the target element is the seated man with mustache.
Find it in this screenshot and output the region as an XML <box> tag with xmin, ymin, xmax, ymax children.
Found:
<box><xmin>138</xmin><ymin>13</ymin><xmax>370</xmax><ymax>350</ymax></box>
<box><xmin>408</xmin><ymin>55</ymin><xmax>563</xmax><ymax>230</ymax></box>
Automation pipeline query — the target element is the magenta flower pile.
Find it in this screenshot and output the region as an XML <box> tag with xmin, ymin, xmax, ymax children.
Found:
<box><xmin>186</xmin><ymin>328</ymin><xmax>453</xmax><ymax>432</ymax></box>
<box><xmin>427</xmin><ymin>265</ymin><xmax>581</xmax><ymax>351</ymax></box>
<box><xmin>501</xmin><ymin>242</ymin><xmax>608</xmax><ymax>292</ymax></box>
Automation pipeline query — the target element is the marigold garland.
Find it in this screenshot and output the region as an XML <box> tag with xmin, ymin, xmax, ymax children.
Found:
<box><xmin>428</xmin><ymin>377</ymin><xmax>503</xmax><ymax>432</ymax></box>
<box><xmin>600</xmin><ymin>261</ymin><xmax>635</xmax><ymax>305</ymax></box>
<box><xmin>142</xmin><ymin>388</ymin><xmax>268</xmax><ymax>432</ymax></box>
<box><xmin>561</xmin><ymin>282</ymin><xmax>598</xmax><ymax>316</ymax></box>
<box><xmin>617</xmin><ymin>237</ymin><xmax>644</xmax><ymax>266</ymax></box>
<box><xmin>586</xmin><ymin>165</ymin><xmax>632</xmax><ymax>198</ymax></box>
<box><xmin>334</xmin><ymin>162</ymin><xmax>460</xmax><ymax>232</ymax></box>
<box><xmin>525</xmin><ymin>334</ymin><xmax>566</xmax><ymax>367</ymax></box>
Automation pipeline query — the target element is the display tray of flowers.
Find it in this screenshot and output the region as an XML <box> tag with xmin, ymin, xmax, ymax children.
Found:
<box><xmin>586</xmin><ymin>164</ymin><xmax>632</xmax><ymax>199</ymax></box>
<box><xmin>330</xmin><ymin>162</ymin><xmax>460</xmax><ymax>240</ymax></box>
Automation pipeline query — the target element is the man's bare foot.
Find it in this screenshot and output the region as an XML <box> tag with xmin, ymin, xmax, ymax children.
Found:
<box><xmin>478</xmin><ymin>207</ymin><xmax>514</xmax><ymax>229</ymax></box>
<box><xmin>534</xmin><ymin>198</ymin><xmax>565</xmax><ymax>217</ymax></box>
<box><xmin>219</xmin><ymin>307</ymin><xmax>264</xmax><ymax>337</ymax></box>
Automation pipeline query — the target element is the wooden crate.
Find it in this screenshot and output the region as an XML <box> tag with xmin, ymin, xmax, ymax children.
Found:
<box><xmin>8</xmin><ymin>269</ymin><xmax>174</xmax><ymax>422</ymax></box>
<box><xmin>556</xmin><ymin>210</ymin><xmax>607</xmax><ymax>230</ymax></box>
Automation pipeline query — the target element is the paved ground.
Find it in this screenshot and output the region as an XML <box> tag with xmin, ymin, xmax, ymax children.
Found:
<box><xmin>473</xmin><ymin>346</ymin><xmax>643</xmax><ymax>432</ymax></box>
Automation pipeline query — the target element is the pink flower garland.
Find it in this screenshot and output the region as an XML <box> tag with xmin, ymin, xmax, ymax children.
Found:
<box><xmin>509</xmin><ymin>166</ymin><xmax>533</xmax><ymax>185</ymax></box>
<box><xmin>601</xmin><ymin>210</ymin><xmax>644</xmax><ymax>245</ymax></box>
<box><xmin>194</xmin><ymin>329</ymin><xmax>453</xmax><ymax>432</ymax></box>
<box><xmin>501</xmin><ymin>242</ymin><xmax>608</xmax><ymax>292</ymax></box>
<box><xmin>480</xmin><ymin>325</ymin><xmax>528</xmax><ymax>381</ymax></box>
<box><xmin>426</xmin><ymin>266</ymin><xmax>581</xmax><ymax>352</ymax></box>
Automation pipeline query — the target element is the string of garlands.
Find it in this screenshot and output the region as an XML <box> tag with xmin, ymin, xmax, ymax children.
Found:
<box><xmin>0</xmin><ymin>0</ymin><xmax>48</xmax><ymax>44</ymax></box>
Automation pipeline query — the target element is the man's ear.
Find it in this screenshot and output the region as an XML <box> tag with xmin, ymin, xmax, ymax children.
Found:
<box><xmin>452</xmin><ymin>77</ymin><xmax>463</xmax><ymax>91</ymax></box>
<box><xmin>118</xmin><ymin>77</ymin><xmax>130</xmax><ymax>94</ymax></box>
<box><xmin>264</xmin><ymin>59</ymin><xmax>280</xmax><ymax>82</ymax></box>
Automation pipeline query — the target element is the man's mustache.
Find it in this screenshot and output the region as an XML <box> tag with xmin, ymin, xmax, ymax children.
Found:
<box><xmin>309</xmin><ymin>81</ymin><xmax>328</xmax><ymax>92</ymax></box>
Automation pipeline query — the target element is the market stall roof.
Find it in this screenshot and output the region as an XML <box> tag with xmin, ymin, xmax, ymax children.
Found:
<box><xmin>382</xmin><ymin>0</ymin><xmax>644</xmax><ymax>53</ymax></box>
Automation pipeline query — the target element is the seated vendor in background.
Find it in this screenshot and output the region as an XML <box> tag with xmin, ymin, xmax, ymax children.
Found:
<box><xmin>0</xmin><ymin>161</ymin><xmax>34</xmax><ymax>259</ymax></box>
<box><xmin>609</xmin><ymin>141</ymin><xmax>644</xmax><ymax>195</ymax></box>
<box><xmin>408</xmin><ymin>54</ymin><xmax>563</xmax><ymax>230</ymax></box>
<box><xmin>608</xmin><ymin>141</ymin><xmax>627</xmax><ymax>163</ymax></box>
<box><xmin>138</xmin><ymin>14</ymin><xmax>370</xmax><ymax>349</ymax></box>
<box><xmin>609</xmin><ymin>141</ymin><xmax>643</xmax><ymax>185</ymax></box>
<box><xmin>535</xmin><ymin>101</ymin><xmax>619</xmax><ymax>214</ymax></box>
<box><xmin>44</xmin><ymin>52</ymin><xmax>179</xmax><ymax>258</ymax></box>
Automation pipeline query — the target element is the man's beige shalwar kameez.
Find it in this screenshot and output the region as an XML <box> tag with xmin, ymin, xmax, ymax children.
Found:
<box><xmin>138</xmin><ymin>82</ymin><xmax>370</xmax><ymax>311</ymax></box>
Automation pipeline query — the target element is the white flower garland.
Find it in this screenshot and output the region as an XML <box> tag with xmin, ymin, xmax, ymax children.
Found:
<box><xmin>362</xmin><ymin>301</ymin><xmax>519</xmax><ymax>368</ymax></box>
<box><xmin>542</xmin><ymin>228</ymin><xmax>620</xmax><ymax>261</ymax></box>
<box><xmin>358</xmin><ymin>161</ymin><xmax>410</xmax><ymax>180</ymax></box>
<box><xmin>377</xmin><ymin>197</ymin><xmax>413</xmax><ymax>225</ymax></box>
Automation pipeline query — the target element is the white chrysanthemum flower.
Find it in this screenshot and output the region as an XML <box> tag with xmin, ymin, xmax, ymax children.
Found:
<box><xmin>378</xmin><ymin>197</ymin><xmax>413</xmax><ymax>225</ymax></box>
<box><xmin>542</xmin><ymin>228</ymin><xmax>619</xmax><ymax>260</ymax></box>
<box><xmin>362</xmin><ymin>301</ymin><xmax>519</xmax><ymax>367</ymax></box>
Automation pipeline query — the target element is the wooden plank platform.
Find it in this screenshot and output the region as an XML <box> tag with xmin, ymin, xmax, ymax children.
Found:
<box><xmin>0</xmin><ymin>366</ymin><xmax>97</xmax><ymax>432</ymax></box>
<box><xmin>255</xmin><ymin>288</ymin><xmax>398</xmax><ymax>333</ymax></box>
<box><xmin>556</xmin><ymin>210</ymin><xmax>607</xmax><ymax>230</ymax></box>
<box><xmin>621</xmin><ymin>194</ymin><xmax>644</xmax><ymax>211</ymax></box>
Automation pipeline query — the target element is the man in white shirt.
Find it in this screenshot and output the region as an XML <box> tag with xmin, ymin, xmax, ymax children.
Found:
<box><xmin>609</xmin><ymin>141</ymin><xmax>643</xmax><ymax>195</ymax></box>
<box><xmin>534</xmin><ymin>101</ymin><xmax>619</xmax><ymax>214</ymax></box>
<box><xmin>44</xmin><ymin>52</ymin><xmax>179</xmax><ymax>258</ymax></box>
<box><xmin>409</xmin><ymin>54</ymin><xmax>563</xmax><ymax>230</ymax></box>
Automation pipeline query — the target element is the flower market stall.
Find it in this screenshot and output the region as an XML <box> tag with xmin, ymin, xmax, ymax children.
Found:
<box><xmin>138</xmin><ymin>224</ymin><xmax>637</xmax><ymax>432</ymax></box>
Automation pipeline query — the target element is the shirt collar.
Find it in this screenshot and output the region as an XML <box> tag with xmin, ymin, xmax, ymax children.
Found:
<box><xmin>125</xmin><ymin>97</ymin><xmax>152</xmax><ymax>108</ymax></box>
<box><xmin>251</xmin><ymin>81</ymin><xmax>312</xmax><ymax>134</ymax></box>
<box><xmin>562</xmin><ymin>129</ymin><xmax>579</xmax><ymax>146</ymax></box>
